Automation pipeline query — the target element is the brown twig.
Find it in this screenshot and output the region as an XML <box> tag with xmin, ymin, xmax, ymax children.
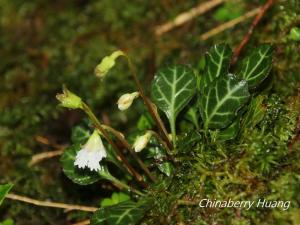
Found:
<box><xmin>72</xmin><ymin>220</ymin><xmax>90</xmax><ymax>225</ymax></box>
<box><xmin>6</xmin><ymin>193</ymin><xmax>97</xmax><ymax>212</ymax></box>
<box><xmin>155</xmin><ymin>0</ymin><xmax>226</xmax><ymax>36</ymax></box>
<box><xmin>200</xmin><ymin>7</ymin><xmax>260</xmax><ymax>41</ymax></box>
<box><xmin>28</xmin><ymin>150</ymin><xmax>64</xmax><ymax>166</ymax></box>
<box><xmin>35</xmin><ymin>135</ymin><xmax>66</xmax><ymax>149</ymax></box>
<box><xmin>232</xmin><ymin>0</ymin><xmax>275</xmax><ymax>64</ymax></box>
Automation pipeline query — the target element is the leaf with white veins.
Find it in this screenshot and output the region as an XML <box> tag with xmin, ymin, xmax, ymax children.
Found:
<box><xmin>199</xmin><ymin>74</ymin><xmax>250</xmax><ymax>129</ymax></box>
<box><xmin>202</xmin><ymin>44</ymin><xmax>232</xmax><ymax>88</ymax></box>
<box><xmin>238</xmin><ymin>44</ymin><xmax>273</xmax><ymax>89</ymax></box>
<box><xmin>151</xmin><ymin>65</ymin><xmax>196</xmax><ymax>144</ymax></box>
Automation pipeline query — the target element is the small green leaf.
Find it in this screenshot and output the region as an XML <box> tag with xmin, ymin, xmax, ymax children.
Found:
<box><xmin>241</xmin><ymin>95</ymin><xmax>266</xmax><ymax>132</ymax></box>
<box><xmin>202</xmin><ymin>44</ymin><xmax>232</xmax><ymax>88</ymax></box>
<box><xmin>289</xmin><ymin>27</ymin><xmax>300</xmax><ymax>41</ymax></box>
<box><xmin>238</xmin><ymin>44</ymin><xmax>273</xmax><ymax>89</ymax></box>
<box><xmin>100</xmin><ymin>192</ymin><xmax>131</xmax><ymax>207</ymax></box>
<box><xmin>0</xmin><ymin>219</ymin><xmax>14</xmax><ymax>225</ymax></box>
<box><xmin>71</xmin><ymin>126</ymin><xmax>90</xmax><ymax>144</ymax></box>
<box><xmin>0</xmin><ymin>184</ymin><xmax>13</xmax><ymax>206</ymax></box>
<box><xmin>184</xmin><ymin>101</ymin><xmax>200</xmax><ymax>129</ymax></box>
<box><xmin>213</xmin><ymin>3</ymin><xmax>243</xmax><ymax>21</ymax></box>
<box><xmin>91</xmin><ymin>199</ymin><xmax>152</xmax><ymax>225</ymax></box>
<box><xmin>157</xmin><ymin>162</ymin><xmax>174</xmax><ymax>177</ymax></box>
<box><xmin>137</xmin><ymin>114</ymin><xmax>154</xmax><ymax>131</ymax></box>
<box><xmin>60</xmin><ymin>145</ymin><xmax>101</xmax><ymax>185</ymax></box>
<box><xmin>151</xmin><ymin>64</ymin><xmax>196</xmax><ymax>143</ymax></box>
<box><xmin>147</xmin><ymin>143</ymin><xmax>174</xmax><ymax>176</ymax></box>
<box><xmin>216</xmin><ymin>119</ymin><xmax>240</xmax><ymax>141</ymax></box>
<box><xmin>199</xmin><ymin>74</ymin><xmax>250</xmax><ymax>129</ymax></box>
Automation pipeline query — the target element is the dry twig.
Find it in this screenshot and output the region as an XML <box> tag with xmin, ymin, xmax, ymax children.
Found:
<box><xmin>155</xmin><ymin>0</ymin><xmax>226</xmax><ymax>36</ymax></box>
<box><xmin>72</xmin><ymin>219</ymin><xmax>90</xmax><ymax>225</ymax></box>
<box><xmin>199</xmin><ymin>7</ymin><xmax>260</xmax><ymax>41</ymax></box>
<box><xmin>6</xmin><ymin>193</ymin><xmax>97</xmax><ymax>212</ymax></box>
<box><xmin>28</xmin><ymin>150</ymin><xmax>64</xmax><ymax>166</ymax></box>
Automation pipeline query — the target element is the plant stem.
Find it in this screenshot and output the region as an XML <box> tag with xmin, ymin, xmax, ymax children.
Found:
<box><xmin>123</xmin><ymin>55</ymin><xmax>173</xmax><ymax>150</ymax></box>
<box><xmin>170</xmin><ymin>116</ymin><xmax>177</xmax><ymax>148</ymax></box>
<box><xmin>82</xmin><ymin>102</ymin><xmax>147</xmax><ymax>188</ymax></box>
<box><xmin>109</xmin><ymin>176</ymin><xmax>145</xmax><ymax>196</ymax></box>
<box><xmin>102</xmin><ymin>125</ymin><xmax>157</xmax><ymax>182</ymax></box>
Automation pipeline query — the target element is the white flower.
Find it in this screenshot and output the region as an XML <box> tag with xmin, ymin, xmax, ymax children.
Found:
<box><xmin>74</xmin><ymin>130</ymin><xmax>107</xmax><ymax>171</ymax></box>
<box><xmin>133</xmin><ymin>132</ymin><xmax>152</xmax><ymax>152</ymax></box>
<box><xmin>117</xmin><ymin>92</ymin><xmax>139</xmax><ymax>111</ymax></box>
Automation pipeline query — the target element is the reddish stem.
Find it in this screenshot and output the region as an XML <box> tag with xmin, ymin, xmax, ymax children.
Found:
<box><xmin>232</xmin><ymin>0</ymin><xmax>275</xmax><ymax>65</ymax></box>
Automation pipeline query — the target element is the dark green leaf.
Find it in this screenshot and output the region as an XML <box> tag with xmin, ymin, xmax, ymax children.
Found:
<box><xmin>91</xmin><ymin>199</ymin><xmax>152</xmax><ymax>225</ymax></box>
<box><xmin>71</xmin><ymin>126</ymin><xmax>90</xmax><ymax>144</ymax></box>
<box><xmin>148</xmin><ymin>145</ymin><xmax>174</xmax><ymax>176</ymax></box>
<box><xmin>0</xmin><ymin>184</ymin><xmax>13</xmax><ymax>206</ymax></box>
<box><xmin>215</xmin><ymin>119</ymin><xmax>240</xmax><ymax>141</ymax></box>
<box><xmin>199</xmin><ymin>74</ymin><xmax>250</xmax><ymax>129</ymax></box>
<box><xmin>238</xmin><ymin>44</ymin><xmax>273</xmax><ymax>89</ymax></box>
<box><xmin>202</xmin><ymin>44</ymin><xmax>232</xmax><ymax>88</ymax></box>
<box><xmin>151</xmin><ymin>64</ymin><xmax>196</xmax><ymax>143</ymax></box>
<box><xmin>184</xmin><ymin>101</ymin><xmax>200</xmax><ymax>129</ymax></box>
<box><xmin>60</xmin><ymin>145</ymin><xmax>101</xmax><ymax>185</ymax></box>
<box><xmin>151</xmin><ymin>64</ymin><xmax>196</xmax><ymax>119</ymax></box>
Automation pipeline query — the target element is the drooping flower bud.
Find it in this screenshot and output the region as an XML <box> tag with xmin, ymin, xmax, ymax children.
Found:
<box><xmin>133</xmin><ymin>132</ymin><xmax>152</xmax><ymax>152</ymax></box>
<box><xmin>95</xmin><ymin>50</ymin><xmax>124</xmax><ymax>78</ymax></box>
<box><xmin>56</xmin><ymin>85</ymin><xmax>83</xmax><ymax>109</ymax></box>
<box><xmin>117</xmin><ymin>92</ymin><xmax>139</xmax><ymax>111</ymax></box>
<box><xmin>74</xmin><ymin>130</ymin><xmax>107</xmax><ymax>172</ymax></box>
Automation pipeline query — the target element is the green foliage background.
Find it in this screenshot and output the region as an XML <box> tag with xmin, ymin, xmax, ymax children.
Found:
<box><xmin>0</xmin><ymin>0</ymin><xmax>300</xmax><ymax>224</ymax></box>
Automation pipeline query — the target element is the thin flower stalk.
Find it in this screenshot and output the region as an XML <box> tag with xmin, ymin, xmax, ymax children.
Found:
<box><xmin>123</xmin><ymin>54</ymin><xmax>173</xmax><ymax>150</ymax></box>
<box><xmin>81</xmin><ymin>102</ymin><xmax>148</xmax><ymax>188</ymax></box>
<box><xmin>102</xmin><ymin>125</ymin><xmax>156</xmax><ymax>182</ymax></box>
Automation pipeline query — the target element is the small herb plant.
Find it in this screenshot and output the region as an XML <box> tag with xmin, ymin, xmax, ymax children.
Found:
<box><xmin>59</xmin><ymin>43</ymin><xmax>274</xmax><ymax>224</ymax></box>
<box><xmin>6</xmin><ymin>42</ymin><xmax>299</xmax><ymax>225</ymax></box>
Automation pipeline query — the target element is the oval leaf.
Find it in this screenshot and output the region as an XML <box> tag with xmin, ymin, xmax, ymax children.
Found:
<box><xmin>238</xmin><ymin>44</ymin><xmax>273</xmax><ymax>89</ymax></box>
<box><xmin>151</xmin><ymin>65</ymin><xmax>196</xmax><ymax>121</ymax></box>
<box><xmin>91</xmin><ymin>200</ymin><xmax>151</xmax><ymax>225</ymax></box>
<box><xmin>202</xmin><ymin>44</ymin><xmax>232</xmax><ymax>88</ymax></box>
<box><xmin>199</xmin><ymin>74</ymin><xmax>250</xmax><ymax>129</ymax></box>
<box><xmin>60</xmin><ymin>144</ymin><xmax>101</xmax><ymax>185</ymax></box>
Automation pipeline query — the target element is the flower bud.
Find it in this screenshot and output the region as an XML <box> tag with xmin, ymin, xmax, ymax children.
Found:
<box><xmin>95</xmin><ymin>50</ymin><xmax>124</xmax><ymax>78</ymax></box>
<box><xmin>133</xmin><ymin>132</ymin><xmax>152</xmax><ymax>152</ymax></box>
<box><xmin>56</xmin><ymin>85</ymin><xmax>83</xmax><ymax>109</ymax></box>
<box><xmin>117</xmin><ymin>92</ymin><xmax>139</xmax><ymax>111</ymax></box>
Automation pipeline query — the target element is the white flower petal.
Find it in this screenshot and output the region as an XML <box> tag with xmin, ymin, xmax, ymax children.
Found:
<box><xmin>74</xmin><ymin>130</ymin><xmax>107</xmax><ymax>172</ymax></box>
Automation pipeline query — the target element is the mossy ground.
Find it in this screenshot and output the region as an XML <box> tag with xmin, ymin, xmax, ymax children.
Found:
<box><xmin>0</xmin><ymin>0</ymin><xmax>300</xmax><ymax>224</ymax></box>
